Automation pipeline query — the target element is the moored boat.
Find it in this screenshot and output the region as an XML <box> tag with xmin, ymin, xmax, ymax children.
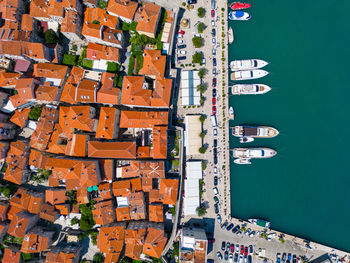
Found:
<box><xmin>240</xmin><ymin>137</ymin><xmax>254</xmax><ymax>143</ymax></box>
<box><xmin>228</xmin><ymin>27</ymin><xmax>234</xmax><ymax>44</ymax></box>
<box><xmin>231</xmin><ymin>84</ymin><xmax>271</xmax><ymax>95</ymax></box>
<box><xmin>229</xmin><ymin>106</ymin><xmax>234</xmax><ymax>120</ymax></box>
<box><xmin>230</xmin><ymin>59</ymin><xmax>268</xmax><ymax>71</ymax></box>
<box><xmin>228</xmin><ymin>11</ymin><xmax>251</xmax><ymax>21</ymax></box>
<box><xmin>232</xmin><ymin>126</ymin><xmax>279</xmax><ymax>138</ymax></box>
<box><xmin>234</xmin><ymin>158</ymin><xmax>251</xmax><ymax>164</ymax></box>
<box><xmin>230</xmin><ymin>1</ymin><xmax>251</xmax><ymax>10</ymax></box>
<box><xmin>230</xmin><ymin>70</ymin><xmax>268</xmax><ymax>81</ymax></box>
<box><xmin>232</xmin><ymin>147</ymin><xmax>277</xmax><ymax>159</ymax></box>
<box><xmin>248</xmin><ymin>219</ymin><xmax>271</xmax><ymax>229</ymax></box>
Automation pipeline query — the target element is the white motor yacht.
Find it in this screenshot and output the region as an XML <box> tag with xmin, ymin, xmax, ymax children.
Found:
<box><xmin>230</xmin><ymin>59</ymin><xmax>268</xmax><ymax>71</ymax></box>
<box><xmin>230</xmin><ymin>70</ymin><xmax>268</xmax><ymax>81</ymax></box>
<box><xmin>231</xmin><ymin>84</ymin><xmax>271</xmax><ymax>95</ymax></box>
<box><xmin>234</xmin><ymin>158</ymin><xmax>251</xmax><ymax>164</ymax></box>
<box><xmin>228</xmin><ymin>11</ymin><xmax>251</xmax><ymax>21</ymax></box>
<box><xmin>232</xmin><ymin>148</ymin><xmax>277</xmax><ymax>159</ymax></box>
<box><xmin>232</xmin><ymin>126</ymin><xmax>279</xmax><ymax>138</ymax></box>
<box><xmin>240</xmin><ymin>137</ymin><xmax>254</xmax><ymax>143</ymax></box>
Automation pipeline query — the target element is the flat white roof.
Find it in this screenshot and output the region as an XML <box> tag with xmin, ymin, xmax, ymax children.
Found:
<box><xmin>184</xmin><ymin>115</ymin><xmax>202</xmax><ymax>156</ymax></box>
<box><xmin>183</xmin><ymin>160</ymin><xmax>203</xmax><ymax>216</ymax></box>
<box><xmin>186</xmin><ymin>161</ymin><xmax>202</xmax><ymax>180</ymax></box>
<box><xmin>181</xmin><ymin>70</ymin><xmax>201</xmax><ymax>106</ymax></box>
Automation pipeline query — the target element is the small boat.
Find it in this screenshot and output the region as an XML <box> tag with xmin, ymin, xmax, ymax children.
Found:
<box><xmin>228</xmin><ymin>27</ymin><xmax>234</xmax><ymax>44</ymax></box>
<box><xmin>231</xmin><ymin>84</ymin><xmax>271</xmax><ymax>95</ymax></box>
<box><xmin>232</xmin><ymin>126</ymin><xmax>279</xmax><ymax>138</ymax></box>
<box><xmin>230</xmin><ymin>59</ymin><xmax>268</xmax><ymax>71</ymax></box>
<box><xmin>234</xmin><ymin>158</ymin><xmax>251</xmax><ymax>164</ymax></box>
<box><xmin>232</xmin><ymin>148</ymin><xmax>277</xmax><ymax>159</ymax></box>
<box><xmin>230</xmin><ymin>70</ymin><xmax>268</xmax><ymax>81</ymax></box>
<box><xmin>229</xmin><ymin>106</ymin><xmax>234</xmax><ymax>120</ymax></box>
<box><xmin>248</xmin><ymin>219</ymin><xmax>271</xmax><ymax>229</ymax></box>
<box><xmin>228</xmin><ymin>11</ymin><xmax>251</xmax><ymax>21</ymax></box>
<box><xmin>240</xmin><ymin>137</ymin><xmax>254</xmax><ymax>143</ymax></box>
<box><xmin>230</xmin><ymin>1</ymin><xmax>251</xmax><ymax>10</ymax></box>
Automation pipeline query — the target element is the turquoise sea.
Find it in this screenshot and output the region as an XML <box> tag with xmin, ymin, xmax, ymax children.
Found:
<box><xmin>228</xmin><ymin>0</ymin><xmax>350</xmax><ymax>252</ymax></box>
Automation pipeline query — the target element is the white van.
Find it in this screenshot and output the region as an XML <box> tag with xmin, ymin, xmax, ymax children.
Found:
<box><xmin>211</xmin><ymin>115</ymin><xmax>217</xmax><ymax>128</ymax></box>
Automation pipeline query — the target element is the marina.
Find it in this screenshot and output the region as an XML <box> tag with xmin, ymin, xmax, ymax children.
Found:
<box><xmin>228</xmin><ymin>0</ymin><xmax>350</xmax><ymax>252</ymax></box>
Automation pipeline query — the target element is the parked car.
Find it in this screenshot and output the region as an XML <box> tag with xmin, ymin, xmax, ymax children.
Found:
<box><xmin>292</xmin><ymin>255</ymin><xmax>297</xmax><ymax>263</ymax></box>
<box><xmin>177</xmin><ymin>44</ymin><xmax>187</xmax><ymax>49</ymax></box>
<box><xmin>187</xmin><ymin>0</ymin><xmax>197</xmax><ymax>4</ymax></box>
<box><xmin>214</xmin><ymin>176</ymin><xmax>218</xmax><ymax>186</ymax></box>
<box><xmin>230</xmin><ymin>244</ymin><xmax>235</xmax><ymax>253</ymax></box>
<box><xmin>177</xmin><ymin>56</ymin><xmax>186</xmax><ymax>62</ymax></box>
<box><xmin>178</xmin><ymin>39</ymin><xmax>185</xmax><ymax>45</ymax></box>
<box><xmin>244</xmin><ymin>256</ymin><xmax>247</xmax><ymax>263</ymax></box>
<box><xmin>225</xmin><ymin>251</ymin><xmax>229</xmax><ymax>261</ymax></box>
<box><xmin>213</xmin><ymin>139</ymin><xmax>217</xmax><ymax>147</ymax></box>
<box><xmin>213</xmin><ymin>196</ymin><xmax>219</xmax><ymax>203</ymax></box>
<box><xmin>232</xmin><ymin>225</ymin><xmax>240</xmax><ymax>233</ymax></box>
<box><xmin>282</xmin><ymin>253</ymin><xmax>287</xmax><ymax>263</ymax></box>
<box><xmin>213</xmin><ymin>147</ymin><xmax>217</xmax><ymax>156</ymax></box>
<box><xmin>248</xmin><ymin>255</ymin><xmax>252</xmax><ymax>263</ymax></box>
<box><xmin>277</xmin><ymin>253</ymin><xmax>281</xmax><ymax>263</ymax></box>
<box><xmin>227</xmin><ymin>223</ymin><xmax>234</xmax><ymax>231</ymax></box>
<box><xmin>213</xmin><ymin>88</ymin><xmax>217</xmax><ymax>97</ymax></box>
<box><xmin>216</xmin><ymin>214</ymin><xmax>222</xmax><ymax>224</ymax></box>
<box><xmin>212</xmin><ymin>105</ymin><xmax>216</xmax><ymax>114</ymax></box>
<box><xmin>221</xmin><ymin>242</ymin><xmax>226</xmax><ymax>251</ymax></box>
<box><xmin>249</xmin><ymin>231</ymin><xmax>255</xmax><ymax>237</ymax></box>
<box><xmin>178</xmin><ymin>50</ymin><xmax>187</xmax><ymax>55</ymax></box>
<box><xmin>212</xmin><ymin>97</ymin><xmax>216</xmax><ymax>105</ymax></box>
<box><xmin>240</xmin><ymin>245</ymin><xmax>244</xmax><ymax>255</ymax></box>
<box><xmin>213</xmin><ymin>58</ymin><xmax>217</xmax><ymax>66</ymax></box>
<box><xmin>211</xmin><ymin>9</ymin><xmax>215</xmax><ymax>17</ymax></box>
<box><xmin>212</xmin><ymin>28</ymin><xmax>216</xmax><ymax>37</ymax></box>
<box><xmin>239</xmin><ymin>255</ymin><xmax>243</xmax><ymax>263</ymax></box>
<box><xmin>229</xmin><ymin>253</ymin><xmax>234</xmax><ymax>263</ymax></box>
<box><xmin>177</xmin><ymin>33</ymin><xmax>183</xmax><ymax>38</ymax></box>
<box><xmin>288</xmin><ymin>254</ymin><xmax>292</xmax><ymax>261</ymax></box>
<box><xmin>244</xmin><ymin>247</ymin><xmax>248</xmax><ymax>256</ymax></box>
<box><xmin>213</xmin><ymin>187</ymin><xmax>218</xmax><ymax>195</ymax></box>
<box><xmin>213</xmin><ymin>127</ymin><xmax>217</xmax><ymax>136</ymax></box>
<box><xmin>202</xmin><ymin>58</ymin><xmax>206</xmax><ymax>66</ymax></box>
<box><xmin>244</xmin><ymin>228</ymin><xmax>251</xmax><ymax>236</ymax></box>
<box><xmin>213</xmin><ymin>166</ymin><xmax>218</xmax><ymax>174</ymax></box>
<box><xmin>212</xmin><ymin>77</ymin><xmax>217</xmax><ymax>87</ymax></box>
<box><xmin>212</xmin><ymin>37</ymin><xmax>216</xmax><ymax>46</ymax></box>
<box><xmin>211</xmin><ymin>19</ymin><xmax>215</xmax><ymax>26</ymax></box>
<box><xmin>234</xmin><ymin>253</ymin><xmax>239</xmax><ymax>263</ymax></box>
<box><xmin>213</xmin><ymin>67</ymin><xmax>217</xmax><ymax>75</ymax></box>
<box><xmin>217</xmin><ymin>252</ymin><xmax>223</xmax><ymax>261</ymax></box>
<box><xmin>212</xmin><ymin>48</ymin><xmax>216</xmax><ymax>56</ymax></box>
<box><xmin>214</xmin><ymin>203</ymin><xmax>219</xmax><ymax>213</ymax></box>
<box><xmin>178</xmin><ymin>29</ymin><xmax>185</xmax><ymax>34</ymax></box>
<box><xmin>235</xmin><ymin>244</ymin><xmax>239</xmax><ymax>253</ymax></box>
<box><xmin>226</xmin><ymin>242</ymin><xmax>230</xmax><ymax>252</ymax></box>
<box><xmin>193</xmin><ymin>33</ymin><xmax>201</xmax><ymax>38</ymax></box>
<box><xmin>221</xmin><ymin>220</ymin><xmax>228</xmax><ymax>230</ymax></box>
<box><xmin>207</xmin><ymin>259</ymin><xmax>214</xmax><ymax>263</ymax></box>
<box><xmin>214</xmin><ymin>155</ymin><xmax>218</xmax><ymax>164</ymax></box>
<box><xmin>249</xmin><ymin>245</ymin><xmax>253</xmax><ymax>255</ymax></box>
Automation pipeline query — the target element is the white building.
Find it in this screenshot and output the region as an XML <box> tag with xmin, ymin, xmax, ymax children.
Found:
<box><xmin>183</xmin><ymin>161</ymin><xmax>202</xmax><ymax>216</ymax></box>
<box><xmin>181</xmin><ymin>70</ymin><xmax>201</xmax><ymax>106</ymax></box>
<box><xmin>179</xmin><ymin>226</ymin><xmax>208</xmax><ymax>263</ymax></box>
<box><xmin>184</xmin><ymin>115</ymin><xmax>202</xmax><ymax>156</ymax></box>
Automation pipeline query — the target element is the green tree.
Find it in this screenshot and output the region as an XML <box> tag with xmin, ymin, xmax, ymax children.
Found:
<box><xmin>197</xmin><ymin>7</ymin><xmax>205</xmax><ymax>18</ymax></box>
<box><xmin>192</xmin><ymin>37</ymin><xmax>203</xmax><ymax>48</ymax></box>
<box><xmin>44</xmin><ymin>29</ymin><xmax>58</xmax><ymax>44</ymax></box>
<box><xmin>198</xmin><ymin>68</ymin><xmax>207</xmax><ymax>79</ymax></box>
<box><xmin>93</xmin><ymin>253</ymin><xmax>104</xmax><ymax>263</ymax></box>
<box><xmin>90</xmin><ymin>231</ymin><xmax>98</xmax><ymax>245</ymax></box>
<box><xmin>196</xmin><ymin>206</ymin><xmax>207</xmax><ymax>216</ymax></box>
<box><xmin>62</xmin><ymin>54</ymin><xmax>77</xmax><ymax>66</ymax></box>
<box><xmin>201</xmin><ymin>161</ymin><xmax>207</xmax><ymax>170</ymax></box>
<box><xmin>197</xmin><ymin>22</ymin><xmax>206</xmax><ymax>33</ymax></box>
<box><xmin>28</xmin><ymin>106</ymin><xmax>42</xmax><ymax>120</ymax></box>
<box><xmin>196</xmin><ymin>83</ymin><xmax>206</xmax><ymax>93</ymax></box>
<box><xmin>79</xmin><ymin>203</ymin><xmax>95</xmax><ymax>231</ymax></box>
<box><xmin>97</xmin><ymin>0</ymin><xmax>108</xmax><ymax>9</ymax></box>
<box><xmin>92</xmin><ymin>20</ymin><xmax>100</xmax><ymax>24</ymax></box>
<box><xmin>200</xmin><ymin>132</ymin><xmax>205</xmax><ymax>139</ymax></box>
<box><xmin>199</xmin><ymin>115</ymin><xmax>206</xmax><ymax>122</ymax></box>
<box><xmin>71</xmin><ymin>217</ymin><xmax>79</xmax><ymax>225</ymax></box>
<box><xmin>199</xmin><ymin>146</ymin><xmax>207</xmax><ymax>154</ymax></box>
<box><xmin>77</xmin><ymin>46</ymin><xmax>87</xmax><ymax>66</ymax></box>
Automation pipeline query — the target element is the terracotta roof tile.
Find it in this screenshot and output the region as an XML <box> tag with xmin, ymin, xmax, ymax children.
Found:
<box><xmin>61</xmin><ymin>9</ymin><xmax>79</xmax><ymax>34</ymax></box>
<box><xmin>2</xmin><ymin>248</ymin><xmax>20</xmax><ymax>263</ymax></box>
<box><xmin>119</xmin><ymin>110</ymin><xmax>168</xmax><ymax>128</ymax></box>
<box><xmin>135</xmin><ymin>2</ymin><xmax>161</xmax><ymax>38</ymax></box>
<box><xmin>82</xmin><ymin>22</ymin><xmax>102</xmax><ymax>39</ymax></box>
<box><xmin>152</xmin><ymin>125</ymin><xmax>167</xmax><ymax>159</ymax></box>
<box><xmin>4</xmin><ymin>140</ymin><xmax>29</xmax><ymax>185</ymax></box>
<box><xmin>76</xmin><ymin>79</ymin><xmax>99</xmax><ymax>103</ymax></box>
<box><xmin>92</xmin><ymin>200</ymin><xmax>115</xmax><ymax>225</ymax></box>
<box><xmin>115</xmin><ymin>206</ymin><xmax>130</xmax><ymax>221</ymax></box>
<box><xmin>143</xmin><ymin>228</ymin><xmax>167</xmax><ymax>258</ymax></box>
<box><xmin>21</xmin><ymin>231</ymin><xmax>51</xmax><ymax>253</ymax></box>
<box><xmin>88</xmin><ymin>141</ymin><xmax>136</xmax><ymax>159</ymax></box>
<box><xmin>94</xmin><ymin>182</ymin><xmax>112</xmax><ymax>202</ymax></box>
<box><xmin>55</xmin><ymin>204</ymin><xmax>70</xmax><ymax>215</ymax></box>
<box><xmin>0</xmin><ymin>40</ymin><xmax>50</xmax><ymax>61</ymax></box>
<box><xmin>84</xmin><ymin>7</ymin><xmax>118</xmax><ymax>28</ymax></box>
<box><xmin>97</xmin><ymin>225</ymin><xmax>124</xmax><ymax>254</ymax></box>
<box><xmin>58</xmin><ymin>106</ymin><xmax>96</xmax><ymax>135</ymax></box>
<box><xmin>148</xmin><ymin>204</ymin><xmax>163</xmax><ymax>222</ymax></box>
<box><xmin>10</xmin><ymin>108</ymin><xmax>30</xmax><ymax>127</ymax></box>
<box><xmin>65</xmin><ymin>134</ymin><xmax>88</xmax><ymax>157</ymax></box>
<box><xmin>159</xmin><ymin>179</ymin><xmax>178</xmax><ymax>205</ymax></box>
<box><xmin>33</xmin><ymin>63</ymin><xmax>68</xmax><ymax>80</ymax></box>
<box><xmin>7</xmin><ymin>206</ymin><xmax>23</xmax><ymax>221</ymax></box>
<box><xmin>0</xmin><ymin>71</ymin><xmax>21</xmax><ymax>87</ymax></box>
<box><xmin>120</xmin><ymin>160</ymin><xmax>139</xmax><ymax>178</ymax></box>
<box><xmin>137</xmin><ymin>146</ymin><xmax>150</xmax><ymax>158</ymax></box>
<box><xmin>139</xmin><ymin>49</ymin><xmax>166</xmax><ymax>78</ymax></box>
<box><xmin>99</xmin><ymin>159</ymin><xmax>114</xmax><ymax>181</ymax></box>
<box><xmin>45</xmin><ymin>189</ymin><xmax>67</xmax><ymax>205</ymax></box>
<box><xmin>107</xmin><ymin>0</ymin><xmax>138</xmax><ymax>21</ymax></box>
<box><xmin>86</xmin><ymin>42</ymin><xmax>120</xmax><ymax>62</ymax></box>
<box><xmin>29</xmin><ymin>149</ymin><xmax>48</xmax><ymax>169</ymax></box>
<box><xmin>96</xmin><ymin>107</ymin><xmax>116</xmax><ymax>139</ymax></box>
<box><xmin>124</xmin><ymin>228</ymin><xmax>146</xmax><ymax>260</ymax></box>
<box><xmin>112</xmin><ymin>180</ymin><xmax>131</xmax><ymax>196</ymax></box>
<box><xmin>8</xmin><ymin>211</ymin><xmax>38</xmax><ymax>238</ymax></box>
<box><xmin>21</xmin><ymin>14</ymin><xmax>33</xmax><ymax>31</ymax></box>
<box><xmin>35</xmin><ymin>85</ymin><xmax>59</xmax><ymax>102</ymax></box>
<box><xmin>139</xmin><ymin>160</ymin><xmax>165</xmax><ymax>178</ymax></box>
<box><xmin>0</xmin><ymin>201</ymin><xmax>9</xmax><ymax>221</ymax></box>
<box><xmin>39</xmin><ymin>203</ymin><xmax>59</xmax><ymax>222</ymax></box>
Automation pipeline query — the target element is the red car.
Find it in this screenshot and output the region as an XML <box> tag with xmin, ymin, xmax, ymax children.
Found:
<box><xmin>211</xmin><ymin>9</ymin><xmax>215</xmax><ymax>17</ymax></box>
<box><xmin>244</xmin><ymin>247</ymin><xmax>248</xmax><ymax>256</ymax></box>
<box><xmin>230</xmin><ymin>244</ymin><xmax>235</xmax><ymax>252</ymax></box>
<box><xmin>212</xmin><ymin>106</ymin><xmax>216</xmax><ymax>115</ymax></box>
<box><xmin>212</xmin><ymin>98</ymin><xmax>216</xmax><ymax>105</ymax></box>
<box><xmin>240</xmin><ymin>245</ymin><xmax>244</xmax><ymax>255</ymax></box>
<box><xmin>212</xmin><ymin>77</ymin><xmax>217</xmax><ymax>87</ymax></box>
<box><xmin>178</xmin><ymin>29</ymin><xmax>185</xmax><ymax>35</ymax></box>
